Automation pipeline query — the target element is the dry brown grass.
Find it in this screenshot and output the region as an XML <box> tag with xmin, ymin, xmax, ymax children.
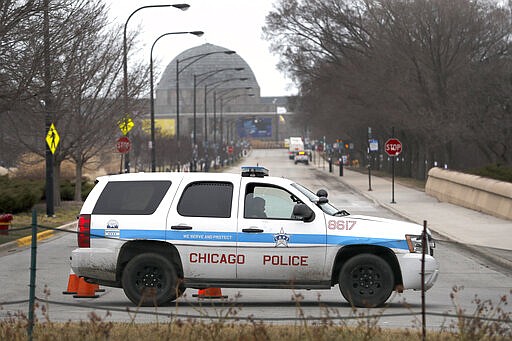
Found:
<box><xmin>0</xmin><ymin>318</ymin><xmax>509</xmax><ymax>341</ymax></box>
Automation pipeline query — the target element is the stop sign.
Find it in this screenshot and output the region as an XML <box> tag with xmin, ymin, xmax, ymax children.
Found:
<box><xmin>227</xmin><ymin>145</ymin><xmax>234</xmax><ymax>154</ymax></box>
<box><xmin>385</xmin><ymin>138</ymin><xmax>402</xmax><ymax>156</ymax></box>
<box><xmin>116</xmin><ymin>136</ymin><xmax>131</xmax><ymax>154</ymax></box>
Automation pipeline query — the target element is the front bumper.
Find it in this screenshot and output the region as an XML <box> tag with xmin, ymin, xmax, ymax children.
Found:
<box><xmin>397</xmin><ymin>253</ymin><xmax>439</xmax><ymax>290</ymax></box>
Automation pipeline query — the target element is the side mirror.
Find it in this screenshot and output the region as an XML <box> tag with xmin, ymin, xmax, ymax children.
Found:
<box><xmin>316</xmin><ymin>189</ymin><xmax>329</xmax><ymax>203</ymax></box>
<box><xmin>316</xmin><ymin>189</ymin><xmax>328</xmax><ymax>198</ymax></box>
<box><xmin>293</xmin><ymin>204</ymin><xmax>315</xmax><ymax>222</ymax></box>
<box><xmin>317</xmin><ymin>197</ymin><xmax>328</xmax><ymax>204</ymax></box>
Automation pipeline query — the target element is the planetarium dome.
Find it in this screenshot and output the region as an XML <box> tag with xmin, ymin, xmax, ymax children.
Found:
<box><xmin>157</xmin><ymin>43</ymin><xmax>260</xmax><ymax>94</ymax></box>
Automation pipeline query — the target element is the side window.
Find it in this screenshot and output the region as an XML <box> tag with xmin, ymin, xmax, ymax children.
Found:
<box><xmin>245</xmin><ymin>183</ymin><xmax>302</xmax><ymax>220</ymax></box>
<box><xmin>178</xmin><ymin>181</ymin><xmax>233</xmax><ymax>218</ymax></box>
<box><xmin>93</xmin><ymin>181</ymin><xmax>171</xmax><ymax>215</ymax></box>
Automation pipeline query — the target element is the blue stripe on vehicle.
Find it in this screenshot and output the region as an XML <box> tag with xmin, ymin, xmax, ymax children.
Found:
<box><xmin>90</xmin><ymin>229</ymin><xmax>408</xmax><ymax>250</ymax></box>
<box><xmin>327</xmin><ymin>235</ymin><xmax>409</xmax><ymax>250</ymax></box>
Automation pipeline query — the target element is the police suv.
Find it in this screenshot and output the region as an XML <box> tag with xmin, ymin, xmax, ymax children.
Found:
<box><xmin>71</xmin><ymin>166</ymin><xmax>438</xmax><ymax>308</ymax></box>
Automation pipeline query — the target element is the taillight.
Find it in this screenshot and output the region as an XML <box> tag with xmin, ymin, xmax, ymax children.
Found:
<box><xmin>78</xmin><ymin>214</ymin><xmax>91</xmax><ymax>248</ymax></box>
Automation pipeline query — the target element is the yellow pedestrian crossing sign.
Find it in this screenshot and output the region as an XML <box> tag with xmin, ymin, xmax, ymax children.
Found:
<box><xmin>46</xmin><ymin>123</ymin><xmax>59</xmax><ymax>154</ymax></box>
<box><xmin>118</xmin><ymin>116</ymin><xmax>134</xmax><ymax>136</ymax></box>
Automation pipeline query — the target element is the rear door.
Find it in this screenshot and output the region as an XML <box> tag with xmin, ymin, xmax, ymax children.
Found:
<box><xmin>166</xmin><ymin>176</ymin><xmax>240</xmax><ymax>280</ymax></box>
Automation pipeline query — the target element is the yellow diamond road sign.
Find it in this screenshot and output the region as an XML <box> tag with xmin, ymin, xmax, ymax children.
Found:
<box><xmin>46</xmin><ymin>123</ymin><xmax>60</xmax><ymax>154</ymax></box>
<box><xmin>118</xmin><ymin>116</ymin><xmax>134</xmax><ymax>136</ymax></box>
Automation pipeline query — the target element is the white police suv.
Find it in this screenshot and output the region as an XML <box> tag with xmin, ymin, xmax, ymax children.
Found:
<box><xmin>71</xmin><ymin>166</ymin><xmax>438</xmax><ymax>307</ymax></box>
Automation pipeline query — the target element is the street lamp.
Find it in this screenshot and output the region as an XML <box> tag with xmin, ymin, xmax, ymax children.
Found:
<box><xmin>219</xmin><ymin>92</ymin><xmax>254</xmax><ymax>146</ymax></box>
<box><xmin>150</xmin><ymin>30</ymin><xmax>203</xmax><ymax>172</ymax></box>
<box><xmin>193</xmin><ymin>67</ymin><xmax>244</xmax><ymax>145</ymax></box>
<box><xmin>191</xmin><ymin>67</ymin><xmax>244</xmax><ymax>171</ymax></box>
<box><xmin>123</xmin><ymin>3</ymin><xmax>189</xmax><ymax>173</ymax></box>
<box><xmin>175</xmin><ymin>50</ymin><xmax>236</xmax><ymax>170</ymax></box>
<box><xmin>203</xmin><ymin>78</ymin><xmax>248</xmax><ymax>170</ymax></box>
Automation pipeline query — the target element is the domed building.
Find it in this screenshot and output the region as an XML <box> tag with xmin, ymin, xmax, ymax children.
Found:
<box><xmin>155</xmin><ymin>43</ymin><xmax>290</xmax><ymax>144</ymax></box>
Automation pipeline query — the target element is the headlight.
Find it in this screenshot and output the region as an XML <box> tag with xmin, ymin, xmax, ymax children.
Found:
<box><xmin>406</xmin><ymin>234</ymin><xmax>435</xmax><ymax>255</ymax></box>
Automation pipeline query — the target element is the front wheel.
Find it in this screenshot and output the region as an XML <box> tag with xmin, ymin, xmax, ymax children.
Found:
<box><xmin>122</xmin><ymin>253</ymin><xmax>182</xmax><ymax>306</ymax></box>
<box><xmin>338</xmin><ymin>254</ymin><xmax>394</xmax><ymax>308</ymax></box>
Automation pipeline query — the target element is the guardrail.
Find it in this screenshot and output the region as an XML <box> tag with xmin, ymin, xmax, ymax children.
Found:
<box><xmin>425</xmin><ymin>168</ymin><xmax>512</xmax><ymax>220</ymax></box>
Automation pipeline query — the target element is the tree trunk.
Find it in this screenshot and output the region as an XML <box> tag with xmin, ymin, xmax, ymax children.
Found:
<box><xmin>74</xmin><ymin>156</ymin><xmax>83</xmax><ymax>201</ymax></box>
<box><xmin>53</xmin><ymin>160</ymin><xmax>61</xmax><ymax>207</ymax></box>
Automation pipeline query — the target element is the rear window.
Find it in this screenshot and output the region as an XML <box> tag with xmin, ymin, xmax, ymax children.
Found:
<box><xmin>177</xmin><ymin>181</ymin><xmax>233</xmax><ymax>218</ymax></box>
<box><xmin>92</xmin><ymin>181</ymin><xmax>171</xmax><ymax>215</ymax></box>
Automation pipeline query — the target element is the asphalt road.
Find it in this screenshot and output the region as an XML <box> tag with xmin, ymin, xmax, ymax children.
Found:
<box><xmin>1</xmin><ymin>149</ymin><xmax>511</xmax><ymax>330</ymax></box>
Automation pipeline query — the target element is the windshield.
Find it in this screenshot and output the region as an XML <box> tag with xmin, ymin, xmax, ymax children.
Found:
<box><xmin>291</xmin><ymin>183</ymin><xmax>350</xmax><ymax>217</ymax></box>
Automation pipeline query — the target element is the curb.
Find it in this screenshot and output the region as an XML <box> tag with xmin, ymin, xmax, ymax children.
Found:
<box><xmin>0</xmin><ymin>221</ymin><xmax>76</xmax><ymax>255</ymax></box>
<box><xmin>17</xmin><ymin>229</ymin><xmax>55</xmax><ymax>247</ymax></box>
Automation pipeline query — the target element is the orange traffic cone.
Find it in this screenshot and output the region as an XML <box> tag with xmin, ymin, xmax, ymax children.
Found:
<box><xmin>73</xmin><ymin>277</ymin><xmax>99</xmax><ymax>298</ymax></box>
<box><xmin>92</xmin><ymin>283</ymin><xmax>105</xmax><ymax>293</ymax></box>
<box><xmin>193</xmin><ymin>287</ymin><xmax>227</xmax><ymax>299</ymax></box>
<box><xmin>192</xmin><ymin>288</ymin><xmax>207</xmax><ymax>297</ymax></box>
<box><xmin>62</xmin><ymin>269</ymin><xmax>80</xmax><ymax>295</ymax></box>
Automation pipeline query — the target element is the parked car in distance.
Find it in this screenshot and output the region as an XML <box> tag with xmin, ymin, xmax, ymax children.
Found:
<box><xmin>294</xmin><ymin>151</ymin><xmax>309</xmax><ymax>165</ymax></box>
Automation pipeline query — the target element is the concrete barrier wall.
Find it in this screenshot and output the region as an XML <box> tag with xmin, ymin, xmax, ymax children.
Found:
<box><xmin>425</xmin><ymin>168</ymin><xmax>512</xmax><ymax>220</ymax></box>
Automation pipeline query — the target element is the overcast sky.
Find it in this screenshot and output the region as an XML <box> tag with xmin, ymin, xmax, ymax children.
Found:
<box><xmin>106</xmin><ymin>0</ymin><xmax>297</xmax><ymax>97</ymax></box>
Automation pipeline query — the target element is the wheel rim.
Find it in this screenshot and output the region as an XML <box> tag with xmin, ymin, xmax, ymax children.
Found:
<box><xmin>350</xmin><ymin>264</ymin><xmax>382</xmax><ymax>297</ymax></box>
<box><xmin>135</xmin><ymin>265</ymin><xmax>166</xmax><ymax>292</ymax></box>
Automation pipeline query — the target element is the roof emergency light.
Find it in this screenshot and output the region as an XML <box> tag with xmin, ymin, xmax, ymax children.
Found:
<box><xmin>241</xmin><ymin>166</ymin><xmax>269</xmax><ymax>177</ymax></box>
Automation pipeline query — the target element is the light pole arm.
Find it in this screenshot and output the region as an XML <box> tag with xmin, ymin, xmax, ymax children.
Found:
<box><xmin>123</xmin><ymin>3</ymin><xmax>188</xmax><ymax>173</ymax></box>
<box><xmin>150</xmin><ymin>30</ymin><xmax>202</xmax><ymax>172</ymax></box>
<box><xmin>124</xmin><ymin>5</ymin><xmax>175</xmax><ymax>107</ymax></box>
<box><xmin>178</xmin><ymin>50</ymin><xmax>235</xmax><ymax>76</ymax></box>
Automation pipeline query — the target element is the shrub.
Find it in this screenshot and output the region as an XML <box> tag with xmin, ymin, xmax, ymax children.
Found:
<box><xmin>60</xmin><ymin>179</ymin><xmax>95</xmax><ymax>201</ymax></box>
<box><xmin>60</xmin><ymin>180</ymin><xmax>75</xmax><ymax>201</ymax></box>
<box><xmin>470</xmin><ymin>164</ymin><xmax>512</xmax><ymax>183</ymax></box>
<box><xmin>81</xmin><ymin>181</ymin><xmax>95</xmax><ymax>201</ymax></box>
<box><xmin>0</xmin><ymin>176</ymin><xmax>43</xmax><ymax>213</ymax></box>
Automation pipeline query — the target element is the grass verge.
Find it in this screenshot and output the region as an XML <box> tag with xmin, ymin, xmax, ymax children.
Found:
<box><xmin>0</xmin><ymin>201</ymin><xmax>81</xmax><ymax>245</ymax></box>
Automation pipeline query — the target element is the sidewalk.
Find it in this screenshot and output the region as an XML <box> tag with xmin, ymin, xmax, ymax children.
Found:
<box><xmin>312</xmin><ymin>162</ymin><xmax>512</xmax><ymax>269</ymax></box>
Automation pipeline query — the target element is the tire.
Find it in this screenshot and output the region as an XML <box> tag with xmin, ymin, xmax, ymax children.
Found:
<box><xmin>338</xmin><ymin>254</ymin><xmax>394</xmax><ymax>308</ymax></box>
<box><xmin>122</xmin><ymin>253</ymin><xmax>182</xmax><ymax>306</ymax></box>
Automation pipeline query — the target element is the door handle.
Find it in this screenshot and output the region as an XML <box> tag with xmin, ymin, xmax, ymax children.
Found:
<box><xmin>171</xmin><ymin>225</ymin><xmax>193</xmax><ymax>230</ymax></box>
<box><xmin>242</xmin><ymin>228</ymin><xmax>264</xmax><ymax>233</ymax></box>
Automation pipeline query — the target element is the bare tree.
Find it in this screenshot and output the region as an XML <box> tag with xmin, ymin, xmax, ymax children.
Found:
<box><xmin>0</xmin><ymin>0</ymin><xmax>44</xmax><ymax>166</ymax></box>
<box><xmin>264</xmin><ymin>0</ymin><xmax>512</xmax><ymax>175</ymax></box>
<box><xmin>3</xmin><ymin>0</ymin><xmax>151</xmax><ymax>203</ymax></box>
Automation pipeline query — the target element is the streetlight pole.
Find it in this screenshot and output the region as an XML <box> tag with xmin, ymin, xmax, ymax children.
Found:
<box><xmin>175</xmin><ymin>50</ymin><xmax>236</xmax><ymax>171</ymax></box>
<box><xmin>203</xmin><ymin>78</ymin><xmax>248</xmax><ymax>170</ymax></box>
<box><xmin>191</xmin><ymin>67</ymin><xmax>244</xmax><ymax>171</ymax></box>
<box><xmin>219</xmin><ymin>92</ymin><xmax>254</xmax><ymax>146</ymax></box>
<box><xmin>150</xmin><ymin>30</ymin><xmax>203</xmax><ymax>172</ymax></box>
<box><xmin>123</xmin><ymin>3</ymin><xmax>189</xmax><ymax>173</ymax></box>
<box><xmin>43</xmin><ymin>0</ymin><xmax>53</xmax><ymax>217</ymax></box>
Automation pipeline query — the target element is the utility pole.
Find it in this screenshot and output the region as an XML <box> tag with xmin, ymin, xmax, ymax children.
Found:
<box><xmin>43</xmin><ymin>0</ymin><xmax>54</xmax><ymax>216</ymax></box>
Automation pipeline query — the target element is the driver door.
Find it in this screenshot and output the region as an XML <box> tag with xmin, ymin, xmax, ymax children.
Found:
<box><xmin>236</xmin><ymin>179</ymin><xmax>326</xmax><ymax>283</ymax></box>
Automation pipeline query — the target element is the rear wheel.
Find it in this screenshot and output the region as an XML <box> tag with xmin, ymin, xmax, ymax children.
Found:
<box><xmin>338</xmin><ymin>254</ymin><xmax>393</xmax><ymax>307</ymax></box>
<box><xmin>122</xmin><ymin>253</ymin><xmax>182</xmax><ymax>306</ymax></box>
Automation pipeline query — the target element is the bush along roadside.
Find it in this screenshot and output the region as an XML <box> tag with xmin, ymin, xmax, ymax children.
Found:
<box><xmin>0</xmin><ymin>176</ymin><xmax>94</xmax><ymax>214</ymax></box>
<box><xmin>0</xmin><ymin>176</ymin><xmax>93</xmax><ymax>245</ymax></box>
<box><xmin>470</xmin><ymin>164</ymin><xmax>512</xmax><ymax>183</ymax></box>
<box><xmin>0</xmin><ymin>176</ymin><xmax>43</xmax><ymax>213</ymax></box>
